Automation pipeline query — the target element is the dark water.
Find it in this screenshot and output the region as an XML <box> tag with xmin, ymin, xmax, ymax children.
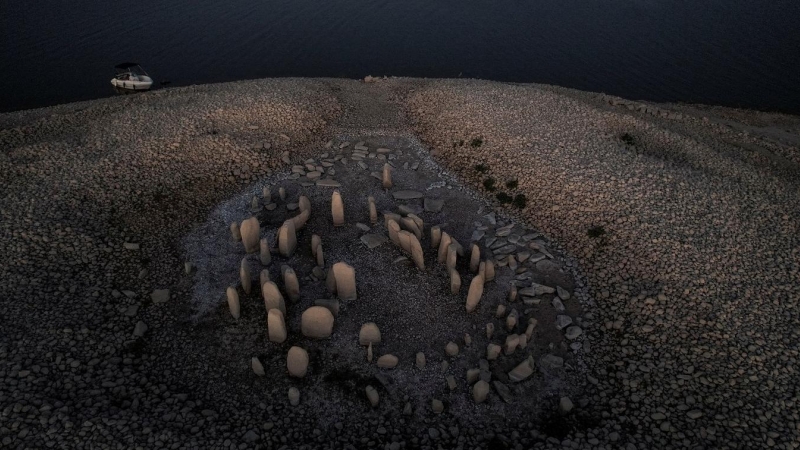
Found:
<box><xmin>2</xmin><ymin>0</ymin><xmax>799</xmax><ymax>113</ymax></box>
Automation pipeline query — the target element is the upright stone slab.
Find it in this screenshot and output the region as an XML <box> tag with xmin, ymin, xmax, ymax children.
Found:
<box><xmin>267</xmin><ymin>309</ymin><xmax>287</xmax><ymax>343</ymax></box>
<box><xmin>301</xmin><ymin>306</ymin><xmax>335</xmax><ymax>338</ymax></box>
<box><xmin>431</xmin><ymin>226</ymin><xmax>442</xmax><ymax>249</ymax></box>
<box><xmin>326</xmin><ymin>267</ymin><xmax>337</xmax><ymax>294</ymax></box>
<box><xmin>400</xmin><ymin>217</ymin><xmax>421</xmax><ymax>240</ymax></box>
<box><xmin>484</xmin><ymin>259</ymin><xmax>496</xmax><ymax>282</ymax></box>
<box><xmin>470</xmin><ymin>244</ymin><xmax>481</xmax><ymax>273</ymax></box>
<box><xmin>331</xmin><ymin>190</ymin><xmax>345</xmax><ymax>227</ymax></box>
<box><xmin>368</xmin><ymin>196</ymin><xmax>377</xmax><ymax>224</ymax></box>
<box><xmin>450</xmin><ymin>269</ymin><xmax>461</xmax><ymax>294</ymax></box>
<box><xmin>382</xmin><ymin>163</ymin><xmax>392</xmax><ymax>189</ymax></box>
<box><xmin>332</xmin><ymin>262</ymin><xmax>356</xmax><ymax>301</ymax></box>
<box><xmin>230</xmin><ymin>222</ymin><xmax>241</xmax><ymax>241</ymax></box>
<box><xmin>287</xmin><ymin>346</ymin><xmax>309</xmax><ymax>378</ymax></box>
<box><xmin>277</xmin><ymin>219</ymin><xmax>297</xmax><ymax>257</ymax></box>
<box><xmin>240</xmin><ymin>217</ymin><xmax>260</xmax><ymax>253</ymax></box>
<box><xmin>311</xmin><ymin>235</ymin><xmax>321</xmax><ymax>259</ymax></box>
<box><xmin>262</xmin><ymin>281</ymin><xmax>286</xmax><ymax>315</ymax></box>
<box><xmin>387</xmin><ymin>219</ymin><xmax>401</xmax><ymax>247</ymax></box>
<box><xmin>259</xmin><ymin>238</ymin><xmax>271</xmax><ymax>265</ymax></box>
<box><xmin>298</xmin><ymin>195</ymin><xmax>311</xmax><ymax>212</ymax></box>
<box><xmin>226</xmin><ymin>286</ymin><xmax>240</xmax><ymax>319</ymax></box>
<box><xmin>465</xmin><ymin>274</ymin><xmax>485</xmax><ymax>313</ymax></box>
<box><xmin>437</xmin><ymin>232</ymin><xmax>452</xmax><ymax>264</ymax></box>
<box><xmin>282</xmin><ymin>265</ymin><xmax>300</xmax><ymax>302</ymax></box>
<box><xmin>240</xmin><ymin>258</ymin><xmax>252</xmax><ymax>295</ymax></box>
<box><xmin>409</xmin><ymin>234</ymin><xmax>425</xmax><ymax>270</ymax></box>
<box><xmin>398</xmin><ymin>230</ymin><xmax>413</xmax><ymax>254</ymax></box>
<box><xmin>359</xmin><ymin>322</ymin><xmax>381</xmax><ymax>345</ymax></box>
<box><xmin>446</xmin><ymin>244</ymin><xmax>458</xmax><ymax>271</ymax></box>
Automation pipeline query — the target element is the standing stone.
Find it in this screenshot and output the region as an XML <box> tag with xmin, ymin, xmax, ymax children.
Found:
<box><xmin>261</xmin><ymin>281</ymin><xmax>286</xmax><ymax>315</ymax></box>
<box><xmin>359</xmin><ymin>322</ymin><xmax>381</xmax><ymax>345</ymax></box>
<box><xmin>298</xmin><ymin>195</ymin><xmax>311</xmax><ymax>212</ymax></box>
<box><xmin>400</xmin><ymin>217</ymin><xmax>422</xmax><ymax>240</ymax></box>
<box><xmin>509</xmin><ymin>284</ymin><xmax>517</xmax><ymax>302</ymax></box>
<box><xmin>311</xmin><ymin>235</ymin><xmax>322</xmax><ymax>259</ymax></box>
<box><xmin>382</xmin><ymin>163</ymin><xmax>392</xmax><ymax>189</ymax></box>
<box><xmin>368</xmin><ymin>196</ymin><xmax>378</xmax><ymax>224</ymax></box>
<box><xmin>450</xmin><ymin>269</ymin><xmax>461</xmax><ymax>294</ymax></box>
<box><xmin>259</xmin><ymin>238</ymin><xmax>271</xmax><ymax>265</ymax></box>
<box><xmin>230</xmin><ymin>222</ymin><xmax>241</xmax><ymax>241</ymax></box>
<box><xmin>288</xmin><ymin>387</ymin><xmax>300</xmax><ymax>406</ymax></box>
<box><xmin>331</xmin><ymin>190</ymin><xmax>345</xmax><ymax>227</ymax></box>
<box><xmin>259</xmin><ymin>269</ymin><xmax>270</xmax><ymax>289</ymax></box>
<box><xmin>398</xmin><ymin>230</ymin><xmax>413</xmax><ymax>254</ymax></box>
<box><xmin>470</xmin><ymin>244</ymin><xmax>481</xmax><ymax>273</ymax></box>
<box><xmin>484</xmin><ymin>259</ymin><xmax>496</xmax><ymax>282</ymax></box>
<box><xmin>387</xmin><ymin>220</ymin><xmax>401</xmax><ymax>247</ymax></box>
<box><xmin>505</xmin><ymin>334</ymin><xmax>520</xmax><ymax>354</ymax></box>
<box><xmin>326</xmin><ymin>266</ymin><xmax>337</xmax><ymax>294</ymax></box>
<box><xmin>240</xmin><ymin>259</ymin><xmax>252</xmax><ymax>295</ymax></box>
<box><xmin>277</xmin><ymin>219</ymin><xmax>297</xmax><ymax>257</ymax></box>
<box><xmin>487</xmin><ymin>343</ymin><xmax>502</xmax><ymax>360</ymax></box>
<box><xmin>496</xmin><ymin>305</ymin><xmax>507</xmax><ymax>318</ymax></box>
<box><xmin>267</xmin><ymin>309</ymin><xmax>287</xmax><ymax>343</ymax></box>
<box><xmin>262</xmin><ymin>186</ymin><xmax>271</xmax><ymax>203</ymax></box>
<box><xmin>409</xmin><ymin>234</ymin><xmax>425</xmax><ymax>270</ymax></box>
<box><xmin>486</xmin><ymin>323</ymin><xmax>495</xmax><ymax>338</ymax></box>
<box><xmin>437</xmin><ymin>232</ymin><xmax>452</xmax><ymax>264</ymax></box>
<box><xmin>251</xmin><ymin>357</ymin><xmax>265</xmax><ymax>376</ymax></box>
<box><xmin>287</xmin><ymin>346</ymin><xmax>309</xmax><ymax>378</ymax></box>
<box><xmin>281</xmin><ymin>265</ymin><xmax>300</xmax><ymax>301</ymax></box>
<box><xmin>315</xmin><ymin>244</ymin><xmax>324</xmax><ymax>267</ymax></box>
<box><xmin>301</xmin><ymin>306</ymin><xmax>335</xmax><ymax>338</ymax></box>
<box><xmin>365</xmin><ymin>386</ymin><xmax>380</xmax><ymax>407</ymax></box>
<box><xmin>416</xmin><ymin>352</ymin><xmax>426</xmax><ymax>369</ymax></box>
<box><xmin>332</xmin><ymin>262</ymin><xmax>356</xmax><ymax>301</ymax></box>
<box><xmin>278</xmin><ymin>187</ymin><xmax>286</xmax><ymax>201</ymax></box>
<box><xmin>473</xmin><ymin>380</ymin><xmax>490</xmax><ymax>403</ymax></box>
<box><xmin>446</xmin><ymin>244</ymin><xmax>458</xmax><ymax>271</ymax></box>
<box><xmin>240</xmin><ymin>217</ymin><xmax>260</xmax><ymax>253</ymax></box>
<box><xmin>431</xmin><ymin>226</ymin><xmax>442</xmax><ymax>249</ymax></box>
<box><xmin>465</xmin><ymin>274</ymin><xmax>485</xmax><ymax>313</ymax></box>
<box><xmin>506</xmin><ymin>309</ymin><xmax>518</xmax><ymax>330</ymax></box>
<box><xmin>226</xmin><ymin>287</ymin><xmax>240</xmax><ymax>319</ymax></box>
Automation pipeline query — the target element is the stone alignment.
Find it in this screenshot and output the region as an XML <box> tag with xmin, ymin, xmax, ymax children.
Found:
<box><xmin>277</xmin><ymin>219</ymin><xmax>297</xmax><ymax>257</ymax></box>
<box><xmin>331</xmin><ymin>190</ymin><xmax>345</xmax><ymax>226</ymax></box>
<box><xmin>332</xmin><ymin>262</ymin><xmax>356</xmax><ymax>301</ymax></box>
<box><xmin>261</xmin><ymin>281</ymin><xmax>286</xmax><ymax>316</ymax></box>
<box><xmin>226</xmin><ymin>287</ymin><xmax>240</xmax><ymax>319</ymax></box>
<box><xmin>240</xmin><ymin>217</ymin><xmax>260</xmax><ymax>253</ymax></box>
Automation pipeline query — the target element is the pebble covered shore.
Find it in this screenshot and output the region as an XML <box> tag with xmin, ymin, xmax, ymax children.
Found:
<box><xmin>1</xmin><ymin>77</ymin><xmax>799</xmax><ymax>449</ymax></box>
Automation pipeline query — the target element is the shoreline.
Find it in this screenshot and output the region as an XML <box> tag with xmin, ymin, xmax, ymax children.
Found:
<box><xmin>1</xmin><ymin>77</ymin><xmax>799</xmax><ymax>449</ymax></box>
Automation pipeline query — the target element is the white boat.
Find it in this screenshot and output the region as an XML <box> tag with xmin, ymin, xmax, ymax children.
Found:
<box><xmin>111</xmin><ymin>63</ymin><xmax>153</xmax><ymax>90</ymax></box>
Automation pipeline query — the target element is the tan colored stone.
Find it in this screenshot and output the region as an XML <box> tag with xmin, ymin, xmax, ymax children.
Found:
<box><xmin>470</xmin><ymin>244</ymin><xmax>481</xmax><ymax>273</ymax></box>
<box><xmin>487</xmin><ymin>343</ymin><xmax>502</xmax><ymax>360</ymax></box>
<box><xmin>387</xmin><ymin>219</ymin><xmax>401</xmax><ymax>247</ymax></box>
<box><xmin>332</xmin><ymin>262</ymin><xmax>356</xmax><ymax>301</ymax></box>
<box><xmin>465</xmin><ymin>274</ymin><xmax>484</xmax><ymax>313</ymax></box>
<box><xmin>259</xmin><ymin>238</ymin><xmax>271</xmax><ymax>265</ymax></box>
<box><xmin>301</xmin><ymin>306</ymin><xmax>335</xmax><ymax>338</ymax></box>
<box><xmin>416</xmin><ymin>352</ymin><xmax>426</xmax><ymax>369</ymax></box>
<box><xmin>431</xmin><ymin>225</ymin><xmax>442</xmax><ymax>249</ymax></box>
<box><xmin>240</xmin><ymin>259</ymin><xmax>252</xmax><ymax>295</ymax></box>
<box><xmin>367</xmin><ymin>342</ymin><xmax>373</xmax><ymax>362</ymax></box>
<box><xmin>314</xmin><ymin>299</ymin><xmax>340</xmax><ymax>316</ymax></box>
<box><xmin>400</xmin><ymin>217</ymin><xmax>421</xmax><ymax>240</ymax></box>
<box><xmin>288</xmin><ymin>387</ymin><xmax>300</xmax><ymax>406</ymax></box>
<box><xmin>277</xmin><ymin>219</ymin><xmax>297</xmax><ymax>257</ymax></box>
<box><xmin>311</xmin><ymin>234</ymin><xmax>322</xmax><ymax>258</ymax></box>
<box><xmin>230</xmin><ymin>222</ymin><xmax>241</xmax><ymax>241</ymax></box>
<box><xmin>446</xmin><ymin>244</ymin><xmax>458</xmax><ymax>271</ymax></box>
<box><xmin>226</xmin><ymin>287</ymin><xmax>240</xmax><ymax>319</ymax></box>
<box><xmin>518</xmin><ymin>333</ymin><xmax>528</xmax><ymax>349</ymax></box>
<box><xmin>464</xmin><ymin>333</ymin><xmax>472</xmax><ymax>346</ymax></box>
<box><xmin>382</xmin><ymin>163</ymin><xmax>392</xmax><ymax>189</ymax></box>
<box><xmin>509</xmin><ymin>284</ymin><xmax>517</xmax><ymax>302</ymax></box>
<box><xmin>505</xmin><ymin>334</ymin><xmax>520</xmax><ymax>354</ymax></box>
<box><xmin>291</xmin><ymin>208</ymin><xmax>310</xmax><ymax>230</ymax></box>
<box><xmin>446</xmin><ymin>375</ymin><xmax>457</xmax><ymax>391</ymax></box>
<box><xmin>326</xmin><ymin>267</ymin><xmax>337</xmax><ymax>294</ymax></box>
<box><xmin>509</xmin><ymin>356</ymin><xmax>535</xmax><ymax>382</ymax></box>
<box><xmin>359</xmin><ymin>322</ymin><xmax>381</xmax><ymax>345</ymax></box>
<box><xmin>287</xmin><ymin>346</ymin><xmax>309</xmax><ymax>378</ymax></box>
<box><xmin>377</xmin><ymin>354</ymin><xmax>399</xmax><ymax>369</ymax></box>
<box><xmin>261</xmin><ymin>281</ymin><xmax>286</xmax><ymax>315</ymax></box>
<box><xmin>240</xmin><ymin>217</ymin><xmax>260</xmax><ymax>253</ymax></box>
<box><xmin>280</xmin><ymin>265</ymin><xmax>300</xmax><ymax>301</ymax></box>
<box><xmin>267</xmin><ymin>309</ymin><xmax>287</xmax><ymax>343</ymax></box>
<box><xmin>398</xmin><ymin>230</ymin><xmax>413</xmax><ymax>254</ymax></box>
<box><xmin>484</xmin><ymin>259</ymin><xmax>496</xmax><ymax>282</ymax></box>
<box><xmin>251</xmin><ymin>357</ymin><xmax>265</xmax><ymax>376</ymax></box>
<box><xmin>262</xmin><ymin>186</ymin><xmax>271</xmax><ymax>203</ymax></box>
<box><xmin>496</xmin><ymin>304</ymin><xmax>507</xmax><ymax>318</ymax></box>
<box><xmin>473</xmin><ymin>380</ymin><xmax>490</xmax><ymax>403</ymax></box>
<box><xmin>450</xmin><ymin>269</ymin><xmax>461</xmax><ymax>294</ymax></box>
<box><xmin>432</xmin><ymin>399</ymin><xmax>444</xmax><ymax>413</ymax></box>
<box><xmin>437</xmin><ymin>232</ymin><xmax>452</xmax><ymax>264</ymax></box>
<box><xmin>298</xmin><ymin>195</ymin><xmax>311</xmax><ymax>212</ymax></box>
<box><xmin>259</xmin><ymin>269</ymin><xmax>270</xmax><ymax>289</ymax></box>
<box><xmin>506</xmin><ymin>309</ymin><xmax>518</xmax><ymax>330</ymax></box>
<box><xmin>486</xmin><ymin>322</ymin><xmax>495</xmax><ymax>338</ymax></box>
<box><xmin>331</xmin><ymin>190</ymin><xmax>344</xmax><ymax>226</ymax></box>
<box><xmin>409</xmin><ymin>234</ymin><xmax>425</xmax><ymax>270</ymax></box>
<box><xmin>365</xmin><ymin>386</ymin><xmax>379</xmax><ymax>406</ymax></box>
<box><xmin>368</xmin><ymin>196</ymin><xmax>377</xmax><ymax>224</ymax></box>
<box><xmin>278</xmin><ymin>187</ymin><xmax>286</xmax><ymax>201</ymax></box>
<box><xmin>445</xmin><ymin>341</ymin><xmax>459</xmax><ymax>357</ymax></box>
<box><xmin>466</xmin><ymin>368</ymin><xmax>481</xmax><ymax>384</ymax></box>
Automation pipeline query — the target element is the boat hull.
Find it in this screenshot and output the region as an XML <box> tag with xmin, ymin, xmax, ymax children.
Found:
<box><xmin>111</xmin><ymin>76</ymin><xmax>153</xmax><ymax>91</ymax></box>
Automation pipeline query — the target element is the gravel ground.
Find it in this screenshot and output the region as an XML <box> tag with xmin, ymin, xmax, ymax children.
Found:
<box><xmin>1</xmin><ymin>77</ymin><xmax>798</xmax><ymax>449</ymax></box>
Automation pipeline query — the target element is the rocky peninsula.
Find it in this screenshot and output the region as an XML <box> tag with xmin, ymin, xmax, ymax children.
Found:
<box><xmin>1</xmin><ymin>77</ymin><xmax>799</xmax><ymax>449</ymax></box>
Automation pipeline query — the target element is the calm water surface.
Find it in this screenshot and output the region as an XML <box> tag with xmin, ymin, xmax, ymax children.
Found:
<box><xmin>1</xmin><ymin>0</ymin><xmax>798</xmax><ymax>113</ymax></box>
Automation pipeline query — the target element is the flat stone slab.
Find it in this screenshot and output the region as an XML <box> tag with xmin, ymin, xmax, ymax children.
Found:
<box><xmin>315</xmin><ymin>179</ymin><xmax>341</xmax><ymax>187</ymax></box>
<box><xmin>151</xmin><ymin>289</ymin><xmax>170</xmax><ymax>304</ymax></box>
<box><xmin>361</xmin><ymin>234</ymin><xmax>388</xmax><ymax>249</ymax></box>
<box><xmin>424</xmin><ymin>198</ymin><xmax>444</xmax><ymax>213</ymax></box>
<box><xmin>392</xmin><ymin>190</ymin><xmax>424</xmax><ymax>200</ymax></box>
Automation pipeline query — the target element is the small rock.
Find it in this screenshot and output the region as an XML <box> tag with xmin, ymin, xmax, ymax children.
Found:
<box><xmin>416</xmin><ymin>352</ymin><xmax>426</xmax><ymax>369</ymax></box>
<box><xmin>377</xmin><ymin>354</ymin><xmax>399</xmax><ymax>369</ymax></box>
<box><xmin>288</xmin><ymin>388</ymin><xmax>300</xmax><ymax>406</ymax></box>
<box><xmin>473</xmin><ymin>381</ymin><xmax>490</xmax><ymax>403</ymax></box>
<box><xmin>559</xmin><ymin>397</ymin><xmax>574</xmax><ymax>414</ymax></box>
<box><xmin>431</xmin><ymin>399</ymin><xmax>444</xmax><ymax>413</ymax></box>
<box><xmin>565</xmin><ymin>326</ymin><xmax>582</xmax><ymax>340</ymax></box>
<box><xmin>359</xmin><ymin>322</ymin><xmax>381</xmax><ymax>345</ymax></box>
<box><xmin>251</xmin><ymin>357</ymin><xmax>265</xmax><ymax>376</ymax></box>
<box><xmin>445</xmin><ymin>341</ymin><xmax>459</xmax><ymax>357</ymax></box>
<box><xmin>132</xmin><ymin>321</ymin><xmax>147</xmax><ymax>337</ymax></box>
<box><xmin>287</xmin><ymin>346</ymin><xmax>309</xmax><ymax>378</ymax></box>
<box><xmin>508</xmin><ymin>357</ymin><xmax>534</xmax><ymax>382</ymax></box>
<box><xmin>365</xmin><ymin>386</ymin><xmax>379</xmax><ymax>406</ymax></box>
<box><xmin>150</xmin><ymin>289</ymin><xmax>169</xmax><ymax>304</ymax></box>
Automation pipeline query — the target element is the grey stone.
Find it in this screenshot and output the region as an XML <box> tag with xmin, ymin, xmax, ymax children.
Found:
<box><xmin>150</xmin><ymin>289</ymin><xmax>169</xmax><ymax>304</ymax></box>
<box><xmin>315</xmin><ymin>179</ymin><xmax>341</xmax><ymax>187</ymax></box>
<box><xmin>556</xmin><ymin>315</ymin><xmax>573</xmax><ymax>330</ymax></box>
<box><xmin>565</xmin><ymin>326</ymin><xmax>582</xmax><ymax>340</ymax></box>
<box><xmin>392</xmin><ymin>190</ymin><xmax>424</xmax><ymax>200</ymax></box>
<box><xmin>424</xmin><ymin>198</ymin><xmax>444</xmax><ymax>212</ymax></box>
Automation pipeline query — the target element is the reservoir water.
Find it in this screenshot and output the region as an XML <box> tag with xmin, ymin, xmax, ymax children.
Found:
<box><xmin>1</xmin><ymin>0</ymin><xmax>798</xmax><ymax>113</ymax></box>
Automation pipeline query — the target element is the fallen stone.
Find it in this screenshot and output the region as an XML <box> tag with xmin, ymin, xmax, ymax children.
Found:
<box><xmin>431</xmin><ymin>399</ymin><xmax>444</xmax><ymax>413</ymax></box>
<box><xmin>557</xmin><ymin>285</ymin><xmax>571</xmax><ymax>300</ymax></box>
<box><xmin>123</xmin><ymin>242</ymin><xmax>140</xmax><ymax>250</ymax></box>
<box><xmin>315</xmin><ymin>179</ymin><xmax>341</xmax><ymax>187</ymax></box>
<box><xmin>377</xmin><ymin>354</ymin><xmax>399</xmax><ymax>369</ymax></box>
<box><xmin>493</xmin><ymin>381</ymin><xmax>513</xmax><ymax>403</ymax></box>
<box><xmin>556</xmin><ymin>315</ymin><xmax>573</xmax><ymax>330</ymax></box>
<box><xmin>559</xmin><ymin>397</ymin><xmax>574</xmax><ymax>414</ymax></box>
<box><xmin>151</xmin><ymin>289</ymin><xmax>169</xmax><ymax>304</ymax></box>
<box><xmin>424</xmin><ymin>198</ymin><xmax>444</xmax><ymax>213</ymax></box>
<box><xmin>519</xmin><ymin>283</ymin><xmax>556</xmax><ymax>296</ymax></box>
<box><xmin>565</xmin><ymin>326</ymin><xmax>582</xmax><ymax>340</ymax></box>
<box><xmin>509</xmin><ymin>357</ymin><xmax>535</xmax><ymax>382</ymax></box>
<box><xmin>361</xmin><ymin>233</ymin><xmax>388</xmax><ymax>249</ymax></box>
<box><xmin>251</xmin><ymin>357</ymin><xmax>265</xmax><ymax>376</ymax></box>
